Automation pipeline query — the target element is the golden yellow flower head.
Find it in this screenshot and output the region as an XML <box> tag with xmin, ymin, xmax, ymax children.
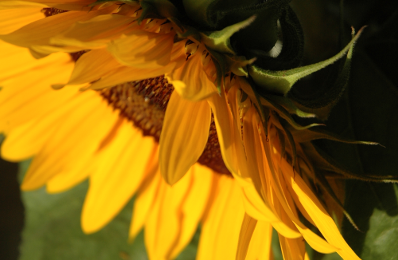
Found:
<box><xmin>1</xmin><ymin>0</ymin><xmax>387</xmax><ymax>259</ymax></box>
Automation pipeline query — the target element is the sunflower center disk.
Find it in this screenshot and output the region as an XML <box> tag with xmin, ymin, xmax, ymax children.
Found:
<box><xmin>100</xmin><ymin>76</ymin><xmax>231</xmax><ymax>175</ymax></box>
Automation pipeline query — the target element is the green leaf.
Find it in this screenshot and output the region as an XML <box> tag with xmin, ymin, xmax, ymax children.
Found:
<box><xmin>341</xmin><ymin>181</ymin><xmax>398</xmax><ymax>260</ymax></box>
<box><xmin>249</xmin><ymin>27</ymin><xmax>364</xmax><ymax>96</ymax></box>
<box><xmin>19</xmin><ymin>181</ymin><xmax>148</xmax><ymax>260</ymax></box>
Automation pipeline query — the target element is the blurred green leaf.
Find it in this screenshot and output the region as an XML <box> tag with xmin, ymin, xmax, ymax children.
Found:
<box><xmin>19</xmin><ymin>181</ymin><xmax>148</xmax><ymax>260</ymax></box>
<box><xmin>342</xmin><ymin>181</ymin><xmax>398</xmax><ymax>260</ymax></box>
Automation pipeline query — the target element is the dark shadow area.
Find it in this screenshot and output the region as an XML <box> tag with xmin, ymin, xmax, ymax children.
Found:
<box><xmin>0</xmin><ymin>158</ymin><xmax>24</xmax><ymax>260</ymax></box>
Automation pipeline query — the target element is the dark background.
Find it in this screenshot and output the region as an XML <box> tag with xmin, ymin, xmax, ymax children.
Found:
<box><xmin>0</xmin><ymin>157</ymin><xmax>23</xmax><ymax>260</ymax></box>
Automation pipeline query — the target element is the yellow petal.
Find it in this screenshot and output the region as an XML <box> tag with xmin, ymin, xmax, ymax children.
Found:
<box><xmin>50</xmin><ymin>14</ymin><xmax>139</xmax><ymax>49</ymax></box>
<box><xmin>241</xmin><ymin>185</ymin><xmax>301</xmax><ymax>239</ymax></box>
<box><xmin>65</xmin><ymin>32</ymin><xmax>181</xmax><ymax>86</ymax></box>
<box><xmin>259</xmin><ymin>128</ymin><xmax>338</xmax><ymax>254</ymax></box>
<box><xmin>46</xmin><ymin>106</ymin><xmax>120</xmax><ymax>193</ymax></box>
<box><xmin>275</xmin><ymin>195</ymin><xmax>308</xmax><ymax>260</ymax></box>
<box><xmin>197</xmin><ymin>175</ymin><xmax>245</xmax><ymax>260</ymax></box>
<box><xmin>82</xmin><ymin>121</ymin><xmax>154</xmax><ymax>233</ymax></box>
<box><xmin>129</xmin><ymin>168</ymin><xmax>161</xmax><ymax>241</ymax></box>
<box><xmin>159</xmin><ymin>91</ymin><xmax>211</xmax><ymax>185</ymax></box>
<box><xmin>1</xmin><ymin>120</ymin><xmax>45</xmax><ymax>160</ymax></box>
<box><xmin>0</xmin><ymin>40</ymin><xmax>71</xmax><ymax>84</ymax></box>
<box><xmin>236</xmin><ymin>213</ymin><xmax>257</xmax><ymax>260</ymax></box>
<box><xmin>108</xmin><ymin>30</ymin><xmax>175</xmax><ymax>69</ymax></box>
<box><xmin>246</xmin><ymin>220</ymin><xmax>274</xmax><ymax>260</ymax></box>
<box><xmin>278</xmin><ymin>235</ymin><xmax>307</xmax><ymax>260</ymax></box>
<box><xmin>0</xmin><ymin>1</ymin><xmax>47</xmax><ymax>9</ymax></box>
<box><xmin>207</xmin><ymin>90</ymin><xmax>249</xmax><ymax>179</ymax></box>
<box><xmin>63</xmin><ymin>49</ymin><xmax>122</xmax><ymax>86</ymax></box>
<box><xmin>0</xmin><ymin>54</ymin><xmax>78</xmax><ymax>154</ymax></box>
<box><xmin>0</xmin><ymin>7</ymin><xmax>43</xmax><ymax>34</ymax></box>
<box><xmin>0</xmin><ymin>63</ymin><xmax>76</xmax><ymax>131</ymax></box>
<box><xmin>241</xmin><ymin>105</ymin><xmax>299</xmax><ymax>235</ymax></box>
<box><xmin>166</xmin><ymin>50</ymin><xmax>217</xmax><ymax>101</ymax></box>
<box><xmin>1</xmin><ymin>10</ymin><xmax>94</xmax><ymax>47</ymax></box>
<box><xmin>169</xmin><ymin>164</ymin><xmax>213</xmax><ymax>258</ymax></box>
<box><xmin>279</xmin><ymin>158</ymin><xmax>360</xmax><ymax>260</ymax></box>
<box><xmin>20</xmin><ymin>92</ymin><xmax>105</xmax><ymax>190</ymax></box>
<box><xmin>237</xmin><ymin>215</ymin><xmax>274</xmax><ymax>260</ymax></box>
<box><xmin>88</xmin><ymin>61</ymin><xmax>178</xmax><ymax>90</ymax></box>
<box><xmin>0</xmin><ymin>8</ymin><xmax>115</xmax><ymax>56</ymax></box>
<box><xmin>243</xmin><ymin>105</ymin><xmax>265</xmax><ymax>192</ymax></box>
<box><xmin>146</xmin><ymin>164</ymin><xmax>213</xmax><ymax>259</ymax></box>
<box><xmin>144</xmin><ymin>176</ymin><xmax>179</xmax><ymax>260</ymax></box>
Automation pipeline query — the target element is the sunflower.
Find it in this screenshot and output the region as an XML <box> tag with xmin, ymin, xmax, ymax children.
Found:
<box><xmin>0</xmin><ymin>0</ymin><xmax>365</xmax><ymax>259</ymax></box>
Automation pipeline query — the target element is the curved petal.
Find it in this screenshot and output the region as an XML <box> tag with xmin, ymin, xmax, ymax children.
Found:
<box><xmin>46</xmin><ymin>105</ymin><xmax>120</xmax><ymax>193</ymax></box>
<box><xmin>237</xmin><ymin>214</ymin><xmax>274</xmax><ymax>260</ymax></box>
<box><xmin>166</xmin><ymin>50</ymin><xmax>217</xmax><ymax>101</ymax></box>
<box><xmin>260</xmin><ymin>128</ymin><xmax>339</xmax><ymax>254</ymax></box>
<box><xmin>159</xmin><ymin>91</ymin><xmax>211</xmax><ymax>185</ymax></box>
<box><xmin>279</xmin><ymin>157</ymin><xmax>360</xmax><ymax>260</ymax></box>
<box><xmin>0</xmin><ymin>62</ymin><xmax>75</xmax><ymax>138</ymax></box>
<box><xmin>88</xmin><ymin>61</ymin><xmax>177</xmax><ymax>90</ymax></box>
<box><xmin>278</xmin><ymin>234</ymin><xmax>308</xmax><ymax>260</ymax></box>
<box><xmin>0</xmin><ymin>7</ymin><xmax>116</xmax><ymax>56</ymax></box>
<box><xmin>81</xmin><ymin>121</ymin><xmax>155</xmax><ymax>233</ymax></box>
<box><xmin>50</xmin><ymin>14</ymin><xmax>139</xmax><ymax>49</ymax></box>
<box><xmin>63</xmin><ymin>49</ymin><xmax>122</xmax><ymax>85</ymax></box>
<box><xmin>0</xmin><ymin>0</ymin><xmax>95</xmax><ymax>9</ymax></box>
<box><xmin>0</xmin><ymin>7</ymin><xmax>44</xmax><ymax>34</ymax></box>
<box><xmin>145</xmin><ymin>164</ymin><xmax>213</xmax><ymax>259</ymax></box>
<box><xmin>169</xmin><ymin>164</ymin><xmax>213</xmax><ymax>258</ymax></box>
<box><xmin>1</xmin><ymin>10</ymin><xmax>96</xmax><ymax>47</ymax></box>
<box><xmin>107</xmin><ymin>30</ymin><xmax>175</xmax><ymax>69</ymax></box>
<box><xmin>0</xmin><ymin>40</ymin><xmax>70</xmax><ymax>83</ymax></box>
<box><xmin>19</xmin><ymin>92</ymin><xmax>103</xmax><ymax>190</ymax></box>
<box><xmin>241</xmin><ymin>105</ymin><xmax>303</xmax><ymax>238</ymax></box>
<box><xmin>197</xmin><ymin>175</ymin><xmax>245</xmax><ymax>260</ymax></box>
<box><xmin>236</xmin><ymin>213</ymin><xmax>258</xmax><ymax>260</ymax></box>
<box><xmin>129</xmin><ymin>169</ymin><xmax>161</xmax><ymax>241</ymax></box>
<box><xmin>241</xmin><ymin>185</ymin><xmax>301</xmax><ymax>239</ymax></box>
<box><xmin>0</xmin><ymin>1</ymin><xmax>47</xmax><ymax>9</ymax></box>
<box><xmin>247</xmin><ymin>220</ymin><xmax>274</xmax><ymax>260</ymax></box>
